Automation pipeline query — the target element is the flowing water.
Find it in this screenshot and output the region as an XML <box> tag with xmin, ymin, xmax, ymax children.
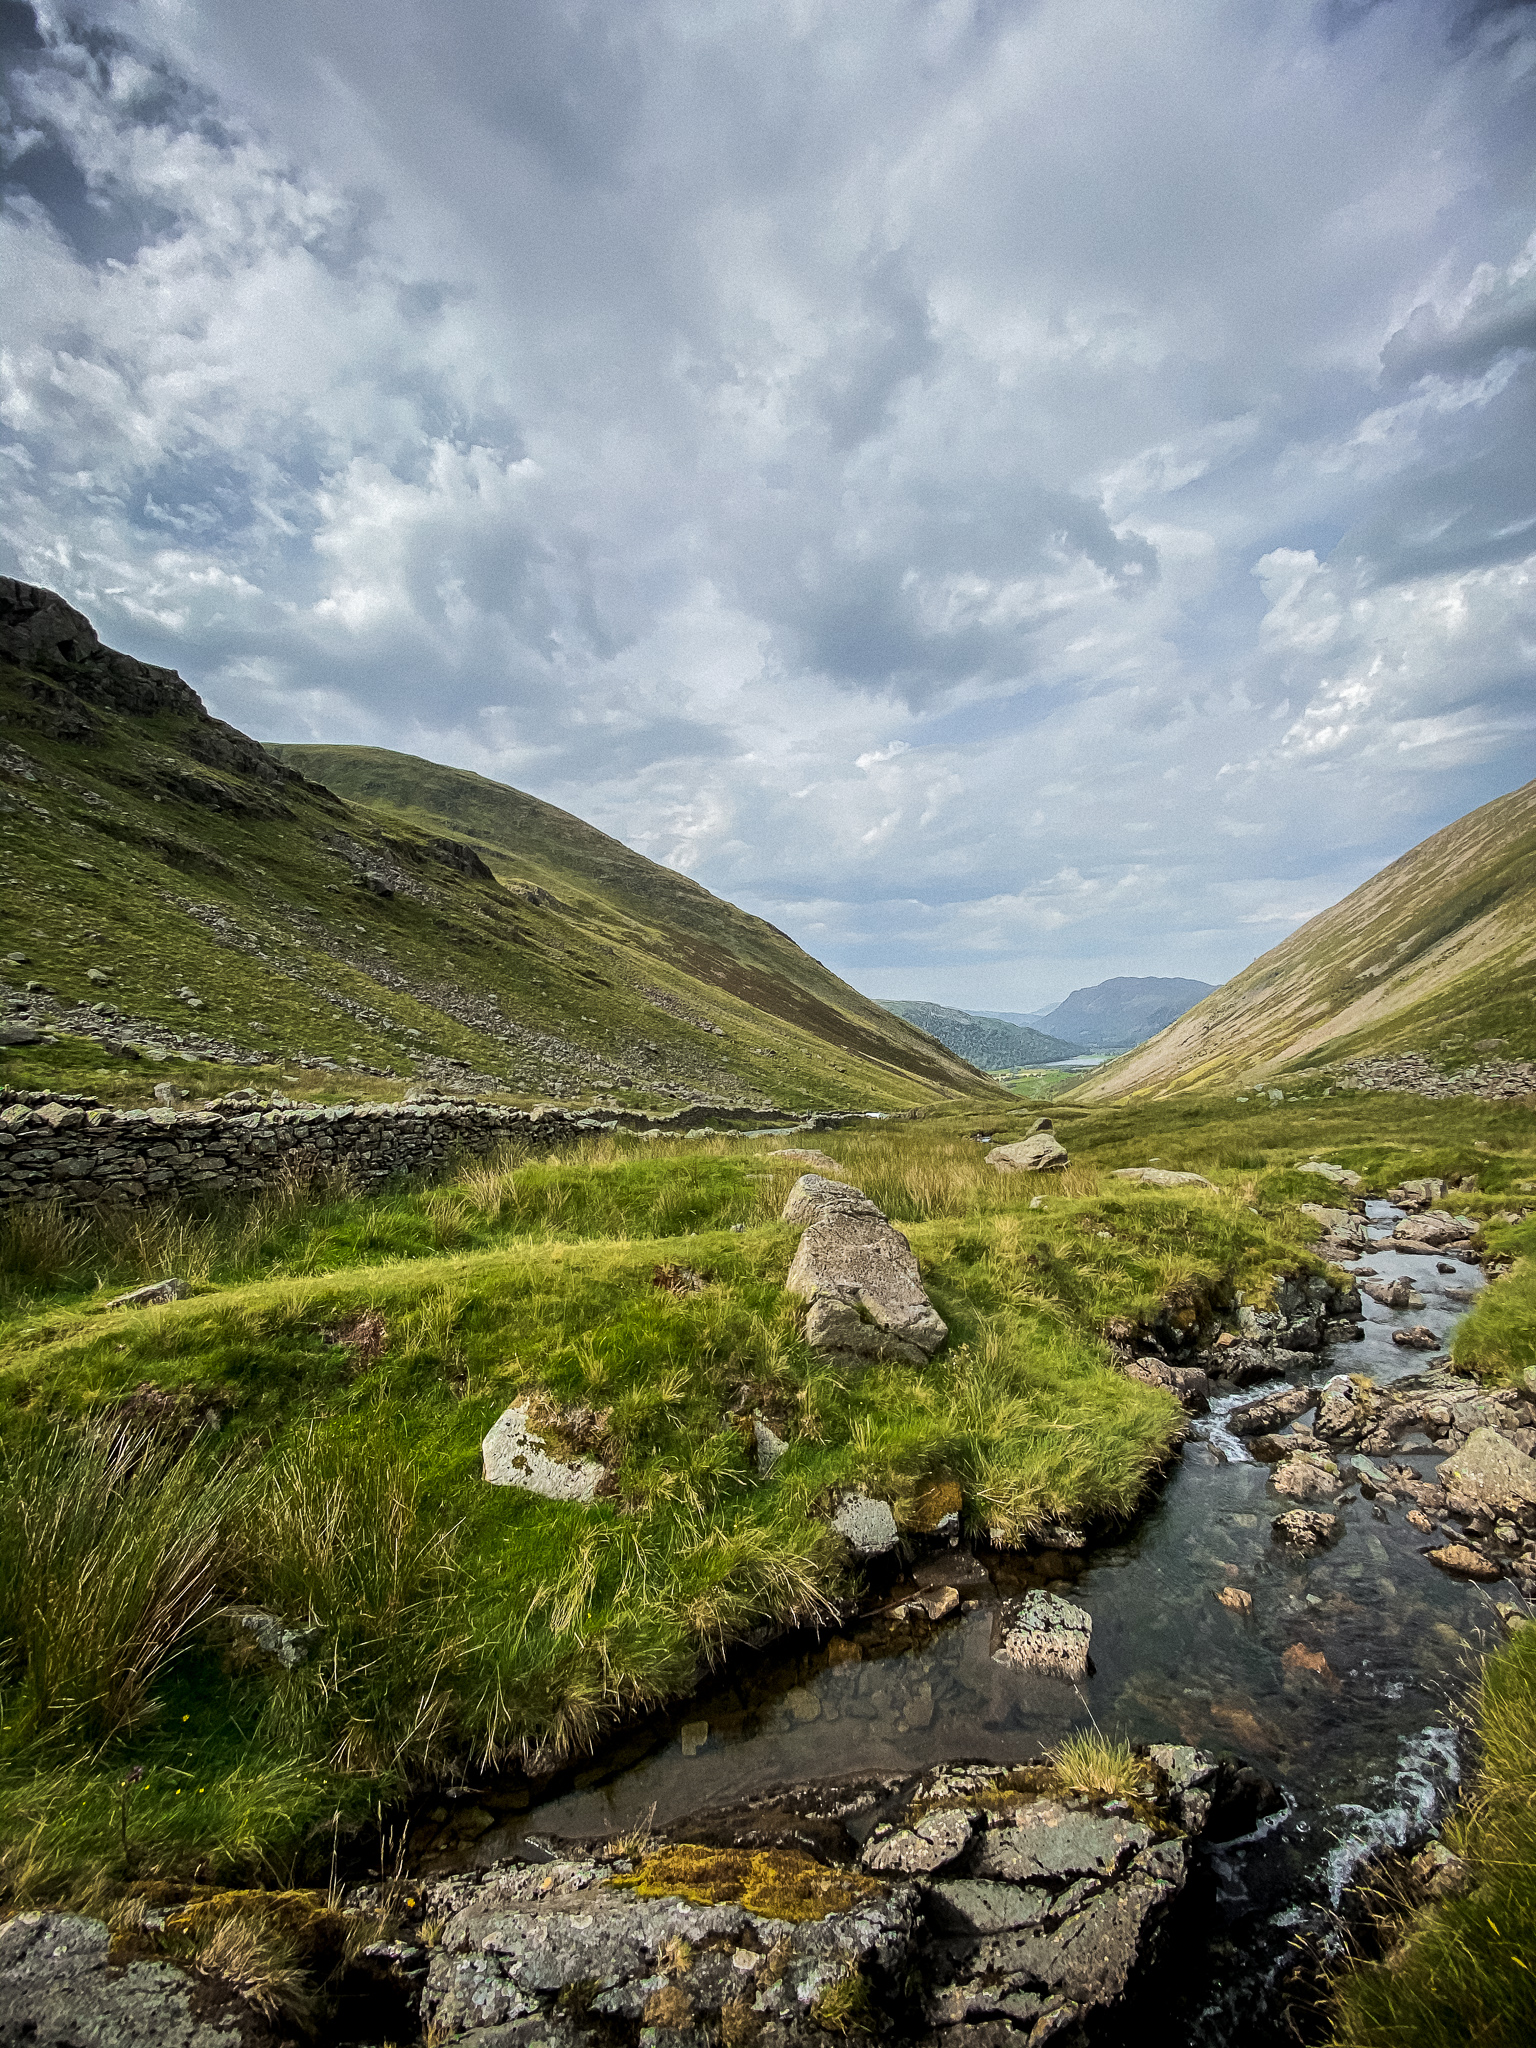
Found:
<box><xmin>453</xmin><ymin>1203</ymin><xmax>1511</xmax><ymax>2040</ymax></box>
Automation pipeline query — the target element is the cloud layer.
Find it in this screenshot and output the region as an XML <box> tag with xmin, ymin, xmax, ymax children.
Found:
<box><xmin>3</xmin><ymin>0</ymin><xmax>1533</xmax><ymax>1006</ymax></box>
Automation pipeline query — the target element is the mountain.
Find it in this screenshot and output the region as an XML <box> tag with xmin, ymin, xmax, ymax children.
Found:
<box><xmin>1077</xmin><ymin>779</ymin><xmax>1536</xmax><ymax>1100</ymax></box>
<box><xmin>1036</xmin><ymin>977</ymin><xmax>1216</xmax><ymax>1051</ymax></box>
<box><xmin>0</xmin><ymin>578</ymin><xmax>993</xmax><ymax>1110</ymax></box>
<box><xmin>975</xmin><ymin>1009</ymin><xmax>1056</xmax><ymax>1030</ymax></box>
<box><xmin>877</xmin><ymin>1000</ymin><xmax>1085</xmax><ymax>1069</ymax></box>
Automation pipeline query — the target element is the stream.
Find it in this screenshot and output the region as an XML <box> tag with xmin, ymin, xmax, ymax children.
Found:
<box><xmin>448</xmin><ymin>1203</ymin><xmax>1510</xmax><ymax>2041</ymax></box>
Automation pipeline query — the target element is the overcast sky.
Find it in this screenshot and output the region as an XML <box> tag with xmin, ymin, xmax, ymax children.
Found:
<box><xmin>3</xmin><ymin>0</ymin><xmax>1533</xmax><ymax>1011</ymax></box>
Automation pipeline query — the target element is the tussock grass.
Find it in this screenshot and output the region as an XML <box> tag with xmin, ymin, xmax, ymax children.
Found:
<box><xmin>1050</xmin><ymin>1730</ymin><xmax>1142</xmax><ymax>1802</ymax></box>
<box><xmin>1329</xmin><ymin>1622</ymin><xmax>1536</xmax><ymax>2048</ymax></box>
<box><xmin>0</xmin><ymin>1420</ymin><xmax>245</xmax><ymax>1745</ymax></box>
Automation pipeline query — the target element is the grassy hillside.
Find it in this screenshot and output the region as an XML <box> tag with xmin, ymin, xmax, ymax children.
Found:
<box><xmin>1077</xmin><ymin>778</ymin><xmax>1536</xmax><ymax>1100</ymax></box>
<box><xmin>877</xmin><ymin>998</ymin><xmax>1084</xmax><ymax>1068</ymax></box>
<box><xmin>0</xmin><ymin>579</ymin><xmax>990</xmax><ymax>1113</ymax></box>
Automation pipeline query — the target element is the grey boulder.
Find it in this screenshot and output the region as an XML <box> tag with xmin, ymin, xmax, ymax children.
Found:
<box><xmin>0</xmin><ymin>1913</ymin><xmax>250</xmax><ymax>2047</ymax></box>
<box><xmin>783</xmin><ymin>1175</ymin><xmax>947</xmax><ymax>1366</ymax></box>
<box><xmin>987</xmin><ymin>1133</ymin><xmax>1069</xmax><ymax>1174</ymax></box>
<box><xmin>991</xmin><ymin>1591</ymin><xmax>1093</xmax><ymax>1679</ymax></box>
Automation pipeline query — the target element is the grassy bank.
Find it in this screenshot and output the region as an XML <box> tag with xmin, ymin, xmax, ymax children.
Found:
<box><xmin>1</xmin><ymin>1090</ymin><xmax>1532</xmax><ymax>1907</ymax></box>
<box><xmin>1329</xmin><ymin>1620</ymin><xmax>1536</xmax><ymax>2048</ymax></box>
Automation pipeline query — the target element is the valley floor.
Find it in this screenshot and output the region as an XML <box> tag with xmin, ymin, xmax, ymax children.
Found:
<box><xmin>1</xmin><ymin>1083</ymin><xmax>1534</xmax><ymax>2042</ymax></box>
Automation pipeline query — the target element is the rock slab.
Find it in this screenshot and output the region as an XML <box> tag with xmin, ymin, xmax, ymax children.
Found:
<box><xmin>783</xmin><ymin>1175</ymin><xmax>947</xmax><ymax>1366</ymax></box>
<box><xmin>0</xmin><ymin>1913</ymin><xmax>248</xmax><ymax>2047</ymax></box>
<box><xmin>482</xmin><ymin>1402</ymin><xmax>607</xmax><ymax>1502</ymax></box>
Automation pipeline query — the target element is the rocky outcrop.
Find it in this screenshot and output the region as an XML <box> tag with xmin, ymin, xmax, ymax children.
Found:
<box><xmin>1111</xmin><ymin>1167</ymin><xmax>1214</xmax><ymax>1188</ymax></box>
<box><xmin>0</xmin><ymin>1912</ymin><xmax>260</xmax><ymax>2047</ymax></box>
<box><xmin>783</xmin><ymin>1175</ymin><xmax>947</xmax><ymax>1367</ymax></box>
<box><xmin>394</xmin><ymin>1755</ymin><xmax>1261</xmax><ymax>2048</ymax></box>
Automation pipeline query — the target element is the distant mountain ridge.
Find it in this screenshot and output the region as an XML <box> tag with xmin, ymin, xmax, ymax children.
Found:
<box><xmin>877</xmin><ymin>1000</ymin><xmax>1084</xmax><ymax>1069</ymax></box>
<box><xmin>1039</xmin><ymin>977</ymin><xmax>1216</xmax><ymax>1050</ymax></box>
<box><xmin>1078</xmin><ymin>778</ymin><xmax>1536</xmax><ymax>1100</ymax></box>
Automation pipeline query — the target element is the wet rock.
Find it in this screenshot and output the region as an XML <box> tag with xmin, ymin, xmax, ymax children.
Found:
<box><xmin>1272</xmin><ymin>1509</ymin><xmax>1342</xmax><ymax>1549</ymax></box>
<box><xmin>1271</xmin><ymin>1454</ymin><xmax>1339</xmax><ymax>1502</ymax></box>
<box><xmin>1411</xmin><ymin>1839</ymin><xmax>1472</xmax><ymax>1898</ymax></box>
<box><xmin>991</xmin><ymin>1592</ymin><xmax>1093</xmax><ymax>1679</ymax></box>
<box><xmin>413</xmin><ymin>1758</ymin><xmax>1223</xmax><ymax>2048</ymax></box>
<box><xmin>1315</xmin><ymin>1374</ymin><xmax>1382</xmax><ymax>1444</ymax></box>
<box><xmin>1215</xmin><ymin>1587</ymin><xmax>1253</xmax><ymax>1616</ymax></box>
<box><xmin>986</xmin><ymin>1133</ymin><xmax>1069</xmax><ymax>1174</ymax></box>
<box><xmin>1437</xmin><ymin>1428</ymin><xmax>1536</xmax><ymax>1511</ymax></box>
<box><xmin>1227</xmin><ymin>1386</ymin><xmax>1315</xmax><ymax>1436</ymax></box>
<box><xmin>831</xmin><ymin>1493</ymin><xmax>900</xmax><ymax>1556</ymax></box>
<box><xmin>104</xmin><ymin>1276</ymin><xmax>190</xmax><ymax>1309</ymax></box>
<box><xmin>0</xmin><ymin>1912</ymin><xmax>252</xmax><ymax>2046</ymax></box>
<box><xmin>1281</xmin><ymin>1643</ymin><xmax>1335</xmax><ymax>1682</ymax></box>
<box><xmin>1427</xmin><ymin>1544</ymin><xmax>1500</xmax><ymax>1580</ymax></box>
<box><xmin>862</xmin><ymin>1807</ymin><xmax>978</xmax><ymax>1875</ymax></box>
<box><xmin>783</xmin><ymin>1175</ymin><xmax>947</xmax><ymax>1366</ymax></box>
<box><xmin>1300</xmin><ymin>1203</ymin><xmax>1365</xmax><ymax>1243</ymax></box>
<box><xmin>1406</xmin><ymin>1508</ymin><xmax>1435</xmax><ymax>1533</ymax></box>
<box><xmin>1392</xmin><ymin>1325</ymin><xmax>1441</xmax><ymax>1350</ymax></box>
<box><xmin>1361</xmin><ymin>1276</ymin><xmax>1415</xmax><ymax>1309</ymax></box>
<box><xmin>1393</xmin><ymin>1210</ymin><xmax>1472</xmax><ymax>1248</ymax></box>
<box><xmin>1204</xmin><ymin>1341</ymin><xmax>1296</xmax><ymax>1387</ymax></box>
<box><xmin>1111</xmin><ymin>1167</ymin><xmax>1215</xmax><ymax>1188</ymax></box>
<box><xmin>482</xmin><ymin>1401</ymin><xmax>608</xmax><ymax>1502</ymax></box>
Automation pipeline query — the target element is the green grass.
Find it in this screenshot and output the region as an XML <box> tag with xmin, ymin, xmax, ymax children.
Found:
<box><xmin>1329</xmin><ymin>1621</ymin><xmax>1536</xmax><ymax>2048</ymax></box>
<box><xmin>1</xmin><ymin>1088</ymin><xmax>1532</xmax><ymax>1907</ymax></box>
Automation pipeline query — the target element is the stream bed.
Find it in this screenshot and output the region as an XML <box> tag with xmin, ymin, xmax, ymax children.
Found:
<box><xmin>448</xmin><ymin>1204</ymin><xmax>1513</xmax><ymax>2041</ymax></box>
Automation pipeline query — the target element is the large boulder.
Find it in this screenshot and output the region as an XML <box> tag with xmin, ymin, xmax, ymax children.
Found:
<box><xmin>765</xmin><ymin>1147</ymin><xmax>843</xmax><ymax>1172</ymax></box>
<box><xmin>987</xmin><ymin>1133</ymin><xmax>1069</xmax><ymax>1174</ymax></box>
<box><xmin>783</xmin><ymin>1176</ymin><xmax>947</xmax><ymax>1366</ymax></box>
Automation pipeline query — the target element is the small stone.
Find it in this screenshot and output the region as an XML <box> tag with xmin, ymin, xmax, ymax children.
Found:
<box><xmin>1393</xmin><ymin>1325</ymin><xmax>1441</xmax><ymax>1350</ymax></box>
<box><xmin>1272</xmin><ymin>1509</ymin><xmax>1342</xmax><ymax>1549</ymax></box>
<box><xmin>1272</xmin><ymin>1455</ymin><xmax>1337</xmax><ymax>1501</ymax></box>
<box><xmin>862</xmin><ymin>1806</ymin><xmax>976</xmax><ymax>1874</ymax></box>
<box><xmin>764</xmin><ymin>1148</ymin><xmax>842</xmax><ymax>1172</ymax></box>
<box><xmin>1216</xmin><ymin>1586</ymin><xmax>1253</xmax><ymax>1615</ymax></box>
<box><xmin>992</xmin><ymin>1590</ymin><xmax>1093</xmax><ymax>1679</ymax></box>
<box><xmin>752</xmin><ymin>1417</ymin><xmax>788</xmax><ymax>1476</ymax></box>
<box><xmin>0</xmin><ymin>1024</ymin><xmax>44</xmax><ymax>1046</ymax></box>
<box><xmin>832</xmin><ymin>1493</ymin><xmax>900</xmax><ymax>1555</ymax></box>
<box><xmin>679</xmin><ymin>1720</ymin><xmax>709</xmax><ymax>1758</ymax></box>
<box><xmin>1111</xmin><ymin>1166</ymin><xmax>1215</xmax><ymax>1188</ymax></box>
<box><xmin>105</xmin><ymin>1278</ymin><xmax>189</xmax><ymax>1310</ymax></box>
<box><xmin>481</xmin><ymin>1401</ymin><xmax>607</xmax><ymax>1501</ymax></box>
<box><xmin>1406</xmin><ymin>1508</ymin><xmax>1434</xmax><ymax>1532</ymax></box>
<box><xmin>1281</xmin><ymin>1641</ymin><xmax>1333</xmax><ymax>1679</ymax></box>
<box><xmin>1427</xmin><ymin>1544</ymin><xmax>1500</xmax><ymax>1580</ymax></box>
<box><xmin>783</xmin><ymin>1687</ymin><xmax>821</xmax><ymax>1722</ymax></box>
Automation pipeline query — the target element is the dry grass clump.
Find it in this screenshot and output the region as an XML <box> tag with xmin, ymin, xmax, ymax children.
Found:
<box><xmin>0</xmin><ymin>1419</ymin><xmax>244</xmax><ymax>1744</ymax></box>
<box><xmin>1050</xmin><ymin>1730</ymin><xmax>1142</xmax><ymax>1802</ymax></box>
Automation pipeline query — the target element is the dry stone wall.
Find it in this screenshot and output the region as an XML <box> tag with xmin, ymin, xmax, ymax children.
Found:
<box><xmin>0</xmin><ymin>1095</ymin><xmax>595</xmax><ymax>1210</ymax></box>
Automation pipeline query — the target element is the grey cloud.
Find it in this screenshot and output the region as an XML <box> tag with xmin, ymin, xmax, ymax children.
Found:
<box><xmin>2</xmin><ymin>0</ymin><xmax>1534</xmax><ymax>1007</ymax></box>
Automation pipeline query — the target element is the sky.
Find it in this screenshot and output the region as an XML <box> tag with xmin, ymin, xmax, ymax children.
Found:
<box><xmin>2</xmin><ymin>0</ymin><xmax>1533</xmax><ymax>1014</ymax></box>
